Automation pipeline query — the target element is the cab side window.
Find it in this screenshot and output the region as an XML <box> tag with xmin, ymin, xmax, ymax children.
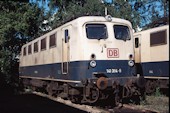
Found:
<box><xmin>65</xmin><ymin>30</ymin><xmax>69</xmax><ymax>43</ymax></box>
<box><xmin>135</xmin><ymin>38</ymin><xmax>139</xmax><ymax>48</ymax></box>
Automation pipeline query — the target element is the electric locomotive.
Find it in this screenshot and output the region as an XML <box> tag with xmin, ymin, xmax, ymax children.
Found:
<box><xmin>134</xmin><ymin>25</ymin><xmax>169</xmax><ymax>94</ymax></box>
<box><xmin>19</xmin><ymin>15</ymin><xmax>145</xmax><ymax>105</ymax></box>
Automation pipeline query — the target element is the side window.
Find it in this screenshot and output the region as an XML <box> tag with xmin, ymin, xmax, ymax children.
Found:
<box><xmin>135</xmin><ymin>38</ymin><xmax>139</xmax><ymax>48</ymax></box>
<box><xmin>114</xmin><ymin>25</ymin><xmax>131</xmax><ymax>41</ymax></box>
<box><xmin>41</xmin><ymin>38</ymin><xmax>46</xmax><ymax>50</ymax></box>
<box><xmin>34</xmin><ymin>41</ymin><xmax>38</xmax><ymax>53</ymax></box>
<box><xmin>28</xmin><ymin>44</ymin><xmax>32</xmax><ymax>54</ymax></box>
<box><xmin>150</xmin><ymin>30</ymin><xmax>167</xmax><ymax>46</ymax></box>
<box><xmin>23</xmin><ymin>47</ymin><xmax>27</xmax><ymax>56</ymax></box>
<box><xmin>65</xmin><ymin>29</ymin><xmax>69</xmax><ymax>43</ymax></box>
<box><xmin>49</xmin><ymin>33</ymin><xmax>56</xmax><ymax>48</ymax></box>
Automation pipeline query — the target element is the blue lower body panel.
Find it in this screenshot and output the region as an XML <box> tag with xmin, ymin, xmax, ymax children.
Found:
<box><xmin>19</xmin><ymin>60</ymin><xmax>136</xmax><ymax>81</ymax></box>
<box><xmin>139</xmin><ymin>61</ymin><xmax>169</xmax><ymax>77</ymax></box>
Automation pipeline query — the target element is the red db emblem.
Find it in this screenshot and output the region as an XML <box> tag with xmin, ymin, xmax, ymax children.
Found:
<box><xmin>107</xmin><ymin>48</ymin><xmax>119</xmax><ymax>58</ymax></box>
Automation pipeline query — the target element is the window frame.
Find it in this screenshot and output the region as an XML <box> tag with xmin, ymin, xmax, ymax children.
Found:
<box><xmin>28</xmin><ymin>44</ymin><xmax>32</xmax><ymax>55</ymax></box>
<box><xmin>135</xmin><ymin>37</ymin><xmax>139</xmax><ymax>48</ymax></box>
<box><xmin>34</xmin><ymin>41</ymin><xmax>39</xmax><ymax>53</ymax></box>
<box><xmin>65</xmin><ymin>29</ymin><xmax>69</xmax><ymax>43</ymax></box>
<box><xmin>150</xmin><ymin>30</ymin><xmax>167</xmax><ymax>47</ymax></box>
<box><xmin>113</xmin><ymin>25</ymin><xmax>131</xmax><ymax>41</ymax></box>
<box><xmin>49</xmin><ymin>33</ymin><xmax>57</xmax><ymax>48</ymax></box>
<box><xmin>41</xmin><ymin>37</ymin><xmax>47</xmax><ymax>51</ymax></box>
<box><xmin>86</xmin><ymin>24</ymin><xmax>108</xmax><ymax>40</ymax></box>
<box><xmin>23</xmin><ymin>47</ymin><xmax>27</xmax><ymax>56</ymax></box>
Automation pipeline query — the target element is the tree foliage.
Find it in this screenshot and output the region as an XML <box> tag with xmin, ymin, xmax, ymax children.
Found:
<box><xmin>47</xmin><ymin>0</ymin><xmax>141</xmax><ymax>29</ymax></box>
<box><xmin>47</xmin><ymin>0</ymin><xmax>168</xmax><ymax>30</ymax></box>
<box><xmin>132</xmin><ymin>0</ymin><xmax>169</xmax><ymax>28</ymax></box>
<box><xmin>0</xmin><ymin>1</ymin><xmax>45</xmax><ymax>88</ymax></box>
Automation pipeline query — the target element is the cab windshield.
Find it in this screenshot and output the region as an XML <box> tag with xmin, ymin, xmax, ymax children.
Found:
<box><xmin>86</xmin><ymin>24</ymin><xmax>107</xmax><ymax>40</ymax></box>
<box><xmin>114</xmin><ymin>25</ymin><xmax>131</xmax><ymax>41</ymax></box>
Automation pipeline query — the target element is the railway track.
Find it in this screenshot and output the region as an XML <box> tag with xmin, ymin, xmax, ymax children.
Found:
<box><xmin>31</xmin><ymin>91</ymin><xmax>108</xmax><ymax>113</ymax></box>
<box><xmin>23</xmin><ymin>90</ymin><xmax>159</xmax><ymax>113</ymax></box>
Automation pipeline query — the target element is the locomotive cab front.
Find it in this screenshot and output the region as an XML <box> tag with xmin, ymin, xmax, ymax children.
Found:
<box><xmin>72</xmin><ymin>16</ymin><xmax>137</xmax><ymax>83</ymax></box>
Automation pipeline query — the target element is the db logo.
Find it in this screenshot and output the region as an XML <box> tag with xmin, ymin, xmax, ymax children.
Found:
<box><xmin>107</xmin><ymin>48</ymin><xmax>119</xmax><ymax>58</ymax></box>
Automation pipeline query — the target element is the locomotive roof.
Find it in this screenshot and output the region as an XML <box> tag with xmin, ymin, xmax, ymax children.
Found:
<box><xmin>74</xmin><ymin>16</ymin><xmax>132</xmax><ymax>27</ymax></box>
<box><xmin>133</xmin><ymin>24</ymin><xmax>169</xmax><ymax>35</ymax></box>
<box><xmin>23</xmin><ymin>16</ymin><xmax>132</xmax><ymax>47</ymax></box>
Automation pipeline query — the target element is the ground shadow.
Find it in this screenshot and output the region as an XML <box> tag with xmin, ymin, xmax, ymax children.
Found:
<box><xmin>0</xmin><ymin>94</ymin><xmax>87</xmax><ymax>113</ymax></box>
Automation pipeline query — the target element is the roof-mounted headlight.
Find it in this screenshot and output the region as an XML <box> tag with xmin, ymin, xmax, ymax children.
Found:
<box><xmin>105</xmin><ymin>15</ymin><xmax>112</xmax><ymax>22</ymax></box>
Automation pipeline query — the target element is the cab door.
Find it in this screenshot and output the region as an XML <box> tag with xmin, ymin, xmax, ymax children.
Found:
<box><xmin>134</xmin><ymin>35</ymin><xmax>143</xmax><ymax>75</ymax></box>
<box><xmin>62</xmin><ymin>26</ymin><xmax>71</xmax><ymax>74</ymax></box>
<box><xmin>134</xmin><ymin>35</ymin><xmax>141</xmax><ymax>63</ymax></box>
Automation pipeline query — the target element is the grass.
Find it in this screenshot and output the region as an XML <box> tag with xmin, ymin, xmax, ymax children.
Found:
<box><xmin>136</xmin><ymin>88</ymin><xmax>169</xmax><ymax>113</ymax></box>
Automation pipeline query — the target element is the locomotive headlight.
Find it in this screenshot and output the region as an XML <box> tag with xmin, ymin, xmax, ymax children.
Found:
<box><xmin>128</xmin><ymin>60</ymin><xmax>134</xmax><ymax>67</ymax></box>
<box><xmin>90</xmin><ymin>60</ymin><xmax>96</xmax><ymax>68</ymax></box>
